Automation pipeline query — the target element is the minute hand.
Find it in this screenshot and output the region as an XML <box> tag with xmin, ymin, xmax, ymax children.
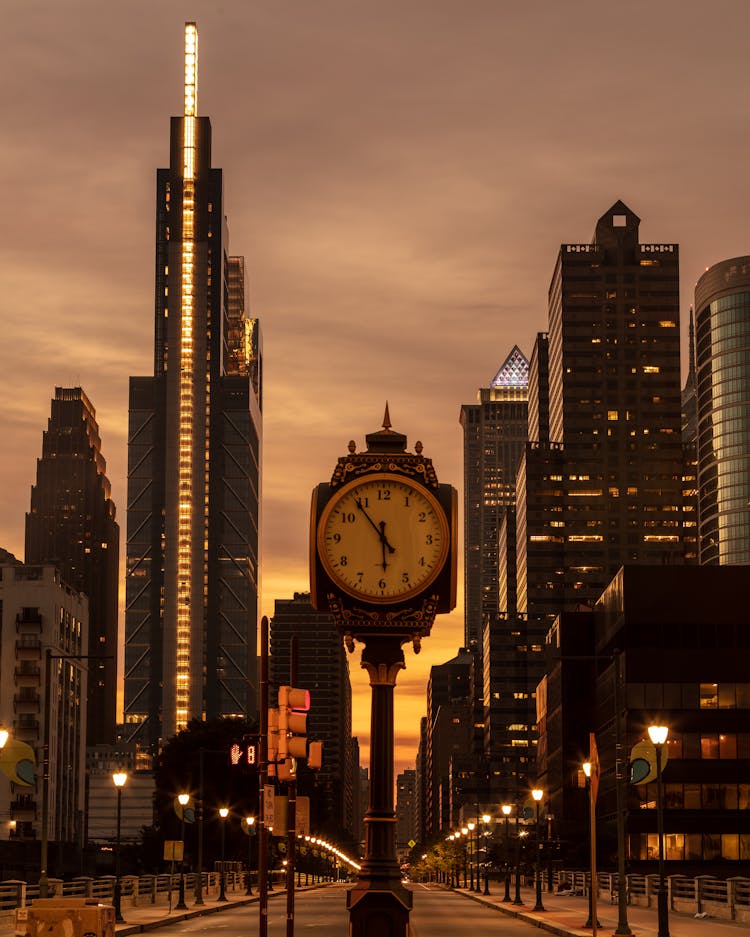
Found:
<box><xmin>354</xmin><ymin>499</ymin><xmax>396</xmax><ymax>553</ymax></box>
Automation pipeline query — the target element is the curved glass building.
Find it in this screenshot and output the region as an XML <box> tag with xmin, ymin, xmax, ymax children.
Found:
<box><xmin>695</xmin><ymin>256</ymin><xmax>750</xmax><ymax>564</ymax></box>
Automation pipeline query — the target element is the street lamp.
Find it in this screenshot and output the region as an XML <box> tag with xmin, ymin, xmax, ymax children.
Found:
<box><xmin>482</xmin><ymin>814</ymin><xmax>491</xmax><ymax>894</ymax></box>
<box><xmin>531</xmin><ymin>788</ymin><xmax>545</xmax><ymax>912</ymax></box>
<box><xmin>467</xmin><ymin>821</ymin><xmax>476</xmax><ymax>890</ymax></box>
<box><xmin>514</xmin><ymin>829</ymin><xmax>527</xmax><ymax>905</ymax></box>
<box><xmin>245</xmin><ymin>816</ymin><xmax>256</xmax><ymax>895</ymax></box>
<box><xmin>582</xmin><ymin>762</ymin><xmax>600</xmax><ymax>933</ymax></box>
<box><xmin>112</xmin><ymin>771</ymin><xmax>128</xmax><ymax>923</ymax></box>
<box><xmin>648</xmin><ymin>724</ymin><xmax>670</xmax><ymax>937</ymax></box>
<box><xmin>461</xmin><ymin>827</ymin><xmax>468</xmax><ymax>888</ymax></box>
<box><xmin>176</xmin><ymin>793</ymin><xmax>190</xmax><ymax>910</ymax></box>
<box><xmin>501</xmin><ymin>805</ymin><xmax>512</xmax><ymax>902</ymax></box>
<box><xmin>218</xmin><ymin>807</ymin><xmax>229</xmax><ymax>901</ymax></box>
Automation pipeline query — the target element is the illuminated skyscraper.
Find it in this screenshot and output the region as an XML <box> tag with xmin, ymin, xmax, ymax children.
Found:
<box><xmin>125</xmin><ymin>24</ymin><xmax>262</xmax><ymax>746</ymax></box>
<box><xmin>25</xmin><ymin>387</ymin><xmax>119</xmax><ymax>745</ymax></box>
<box><xmin>517</xmin><ymin>201</ymin><xmax>686</xmax><ymax>615</ymax></box>
<box><xmin>460</xmin><ymin>347</ymin><xmax>529</xmax><ymax>646</ymax></box>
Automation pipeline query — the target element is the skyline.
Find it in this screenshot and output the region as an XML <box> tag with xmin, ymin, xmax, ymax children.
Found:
<box><xmin>3</xmin><ymin>2</ymin><xmax>750</xmax><ymax>775</ymax></box>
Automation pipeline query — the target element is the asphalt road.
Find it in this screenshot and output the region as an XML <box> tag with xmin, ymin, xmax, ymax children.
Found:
<box><xmin>155</xmin><ymin>883</ymin><xmax>558</xmax><ymax>936</ymax></box>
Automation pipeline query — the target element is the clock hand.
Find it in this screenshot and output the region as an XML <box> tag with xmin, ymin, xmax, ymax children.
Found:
<box><xmin>354</xmin><ymin>498</ymin><xmax>384</xmax><ymax>539</ymax></box>
<box><xmin>380</xmin><ymin>537</ymin><xmax>388</xmax><ymax>572</ymax></box>
<box><xmin>378</xmin><ymin>521</ymin><xmax>396</xmax><ymax>554</ymax></box>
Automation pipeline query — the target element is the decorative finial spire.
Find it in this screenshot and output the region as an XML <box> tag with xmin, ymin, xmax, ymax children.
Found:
<box><xmin>382</xmin><ymin>402</ymin><xmax>391</xmax><ymax>430</ymax></box>
<box><xmin>366</xmin><ymin>402</ymin><xmax>407</xmax><ymax>453</ymax></box>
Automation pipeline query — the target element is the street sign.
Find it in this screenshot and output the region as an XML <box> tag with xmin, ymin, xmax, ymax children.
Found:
<box><xmin>164</xmin><ymin>840</ymin><xmax>184</xmax><ymax>861</ymax></box>
<box><xmin>264</xmin><ymin>784</ymin><xmax>275</xmax><ymax>829</ymax></box>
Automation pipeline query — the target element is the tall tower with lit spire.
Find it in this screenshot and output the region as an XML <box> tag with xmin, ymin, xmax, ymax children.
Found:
<box><xmin>125</xmin><ymin>23</ymin><xmax>262</xmax><ymax>747</ymax></box>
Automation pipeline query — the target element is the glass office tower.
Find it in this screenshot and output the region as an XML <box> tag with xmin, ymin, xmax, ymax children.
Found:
<box><xmin>124</xmin><ymin>24</ymin><xmax>262</xmax><ymax>747</ymax></box>
<box><xmin>695</xmin><ymin>256</ymin><xmax>750</xmax><ymax>565</ymax></box>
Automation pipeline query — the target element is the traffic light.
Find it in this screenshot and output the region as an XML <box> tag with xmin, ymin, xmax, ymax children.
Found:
<box><xmin>278</xmin><ymin>686</ymin><xmax>310</xmax><ymax>760</ymax></box>
<box><xmin>267</xmin><ymin>708</ymin><xmax>280</xmax><ymax>777</ymax></box>
<box><xmin>229</xmin><ymin>736</ymin><xmax>259</xmax><ymax>773</ymax></box>
<box><xmin>308</xmin><ymin>740</ymin><xmax>323</xmax><ymax>771</ymax></box>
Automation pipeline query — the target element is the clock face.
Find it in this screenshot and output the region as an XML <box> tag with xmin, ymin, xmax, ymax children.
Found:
<box><xmin>317</xmin><ymin>473</ymin><xmax>450</xmax><ymax>604</ymax></box>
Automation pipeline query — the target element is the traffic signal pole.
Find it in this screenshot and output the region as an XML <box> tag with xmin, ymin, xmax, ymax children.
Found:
<box><xmin>259</xmin><ymin>616</ymin><xmax>269</xmax><ymax>937</ymax></box>
<box><xmin>286</xmin><ymin>635</ymin><xmax>298</xmax><ymax>937</ymax></box>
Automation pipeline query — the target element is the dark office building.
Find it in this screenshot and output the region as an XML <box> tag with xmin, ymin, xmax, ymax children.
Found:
<box><xmin>695</xmin><ymin>256</ymin><xmax>750</xmax><ymax>565</ymax></box>
<box><xmin>460</xmin><ymin>347</ymin><xmax>529</xmax><ymax>647</ymax></box>
<box><xmin>25</xmin><ymin>386</ymin><xmax>119</xmax><ymax>744</ymax></box>
<box><xmin>517</xmin><ymin>201</ymin><xmax>685</xmax><ymax>617</ymax></box>
<box><xmin>424</xmin><ymin>649</ymin><xmax>474</xmax><ymax>835</ymax></box>
<box><xmin>124</xmin><ymin>24</ymin><xmax>262</xmax><ymax>746</ymax></box>
<box><xmin>537</xmin><ymin>565</ymin><xmax>750</xmax><ymax>867</ymax></box>
<box><xmin>269</xmin><ymin>593</ymin><xmax>354</xmax><ymax>841</ymax></box>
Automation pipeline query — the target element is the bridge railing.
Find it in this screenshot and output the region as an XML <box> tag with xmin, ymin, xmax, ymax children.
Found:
<box><xmin>551</xmin><ymin>870</ymin><xmax>750</xmax><ymax>922</ymax></box>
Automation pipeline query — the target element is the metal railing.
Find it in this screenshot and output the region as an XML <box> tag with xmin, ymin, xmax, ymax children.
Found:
<box><xmin>552</xmin><ymin>870</ymin><xmax>750</xmax><ymax>922</ymax></box>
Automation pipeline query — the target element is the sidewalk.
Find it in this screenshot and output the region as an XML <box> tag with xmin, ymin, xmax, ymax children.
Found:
<box><xmin>452</xmin><ymin>883</ymin><xmax>750</xmax><ymax>937</ymax></box>
<box><xmin>114</xmin><ymin>884</ymin><xmax>310</xmax><ymax>935</ymax></box>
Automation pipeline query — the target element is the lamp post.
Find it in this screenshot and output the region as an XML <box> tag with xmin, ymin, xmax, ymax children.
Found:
<box><xmin>501</xmin><ymin>805</ymin><xmax>512</xmax><ymax>902</ymax></box>
<box><xmin>467</xmin><ymin>821</ymin><xmax>475</xmax><ymax>890</ymax></box>
<box><xmin>482</xmin><ymin>814</ymin><xmax>491</xmax><ymax>894</ymax></box>
<box><xmin>648</xmin><ymin>724</ymin><xmax>670</xmax><ymax>937</ymax></box>
<box><xmin>514</xmin><ymin>829</ymin><xmax>527</xmax><ymax>905</ymax></box>
<box><xmin>175</xmin><ymin>793</ymin><xmax>190</xmax><ymax>910</ymax></box>
<box><xmin>112</xmin><ymin>771</ymin><xmax>128</xmax><ymax>923</ymax></box>
<box><xmin>245</xmin><ymin>817</ymin><xmax>255</xmax><ymax>895</ymax></box>
<box><xmin>461</xmin><ymin>827</ymin><xmax>468</xmax><ymax>887</ymax></box>
<box><xmin>582</xmin><ymin>762</ymin><xmax>599</xmax><ymax>935</ymax></box>
<box><xmin>531</xmin><ymin>788</ymin><xmax>545</xmax><ymax>912</ymax></box>
<box><xmin>218</xmin><ymin>807</ymin><xmax>229</xmax><ymax>901</ymax></box>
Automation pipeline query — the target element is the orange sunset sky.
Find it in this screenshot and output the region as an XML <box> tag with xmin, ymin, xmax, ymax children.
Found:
<box><xmin>2</xmin><ymin>1</ymin><xmax>750</xmax><ymax>777</ymax></box>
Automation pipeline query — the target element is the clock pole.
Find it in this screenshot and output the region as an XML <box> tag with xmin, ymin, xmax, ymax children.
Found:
<box><xmin>310</xmin><ymin>408</ymin><xmax>457</xmax><ymax>937</ymax></box>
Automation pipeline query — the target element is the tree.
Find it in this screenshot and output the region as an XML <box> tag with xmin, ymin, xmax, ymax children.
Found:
<box><xmin>151</xmin><ymin>716</ymin><xmax>259</xmax><ymax>867</ymax></box>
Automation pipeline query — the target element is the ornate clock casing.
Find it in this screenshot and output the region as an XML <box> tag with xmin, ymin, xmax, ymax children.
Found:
<box><xmin>310</xmin><ymin>414</ymin><xmax>457</xmax><ymax>638</ymax></box>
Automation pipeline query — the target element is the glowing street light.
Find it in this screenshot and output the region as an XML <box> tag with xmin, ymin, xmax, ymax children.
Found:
<box><xmin>218</xmin><ymin>807</ymin><xmax>229</xmax><ymax>902</ymax></box>
<box><xmin>113</xmin><ymin>772</ymin><xmax>128</xmax><ymax>923</ymax></box>
<box><xmin>531</xmin><ymin>788</ymin><xmax>545</xmax><ymax>912</ymax></box>
<box><xmin>176</xmin><ymin>793</ymin><xmax>190</xmax><ymax>910</ymax></box>
<box><xmin>501</xmin><ymin>805</ymin><xmax>512</xmax><ymax>902</ymax></box>
<box><xmin>244</xmin><ymin>816</ymin><xmax>256</xmax><ymax>895</ymax></box>
<box><xmin>648</xmin><ymin>725</ymin><xmax>670</xmax><ymax>937</ymax></box>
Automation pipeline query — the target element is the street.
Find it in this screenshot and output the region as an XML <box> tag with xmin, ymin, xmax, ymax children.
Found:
<box><xmin>143</xmin><ymin>883</ymin><xmax>569</xmax><ymax>937</ymax></box>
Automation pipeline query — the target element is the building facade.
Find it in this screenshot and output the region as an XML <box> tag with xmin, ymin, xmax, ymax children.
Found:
<box><xmin>0</xmin><ymin>565</ymin><xmax>88</xmax><ymax>848</ymax></box>
<box><xmin>124</xmin><ymin>24</ymin><xmax>262</xmax><ymax>746</ymax></box>
<box><xmin>25</xmin><ymin>387</ymin><xmax>119</xmax><ymax>746</ymax></box>
<box><xmin>396</xmin><ymin>769</ymin><xmax>416</xmax><ymax>858</ymax></box>
<box><xmin>694</xmin><ymin>256</ymin><xmax>750</xmax><ymax>565</ymax></box>
<box><xmin>518</xmin><ymin>201</ymin><xmax>686</xmax><ymax>617</ymax></box>
<box><xmin>537</xmin><ymin>565</ymin><xmax>750</xmax><ymax>866</ymax></box>
<box><xmin>269</xmin><ymin>593</ymin><xmax>354</xmax><ymax>841</ymax></box>
<box><xmin>460</xmin><ymin>347</ymin><xmax>529</xmax><ymax>646</ymax></box>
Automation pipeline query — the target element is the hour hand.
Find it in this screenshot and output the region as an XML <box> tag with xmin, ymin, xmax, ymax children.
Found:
<box><xmin>379</xmin><ymin>521</ymin><xmax>396</xmax><ymax>554</ymax></box>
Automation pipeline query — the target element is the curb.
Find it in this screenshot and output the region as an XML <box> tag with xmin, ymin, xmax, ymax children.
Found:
<box><xmin>115</xmin><ymin>884</ymin><xmax>330</xmax><ymax>935</ymax></box>
<box><xmin>453</xmin><ymin>888</ymin><xmax>590</xmax><ymax>937</ymax></box>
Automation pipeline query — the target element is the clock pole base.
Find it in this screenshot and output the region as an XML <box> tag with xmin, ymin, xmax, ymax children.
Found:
<box><xmin>347</xmin><ymin>879</ymin><xmax>412</xmax><ymax>937</ymax></box>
